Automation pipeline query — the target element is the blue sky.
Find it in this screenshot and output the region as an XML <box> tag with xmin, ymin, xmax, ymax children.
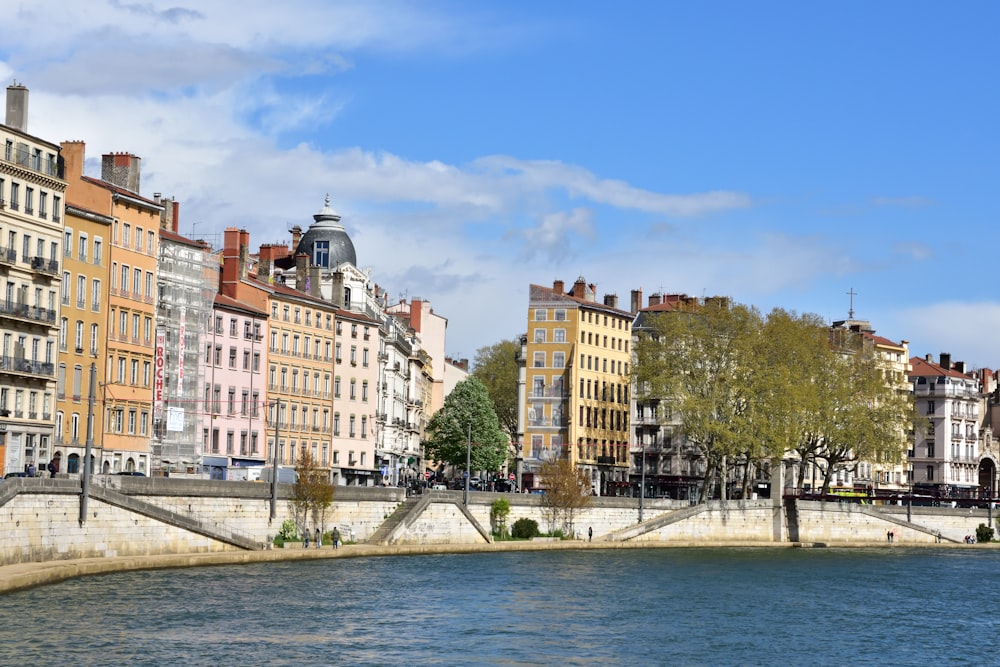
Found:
<box><xmin>4</xmin><ymin>1</ymin><xmax>999</xmax><ymax>367</ymax></box>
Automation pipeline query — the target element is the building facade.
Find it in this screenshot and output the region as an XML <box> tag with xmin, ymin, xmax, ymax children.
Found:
<box><xmin>55</xmin><ymin>203</ymin><xmax>111</xmax><ymax>474</ymax></box>
<box><xmin>910</xmin><ymin>353</ymin><xmax>983</xmax><ymax>498</ymax></box>
<box><xmin>0</xmin><ymin>84</ymin><xmax>66</xmax><ymax>476</ymax></box>
<box><xmin>200</xmin><ymin>293</ymin><xmax>268</xmax><ymax>478</ymax></box>
<box><xmin>520</xmin><ymin>277</ymin><xmax>633</xmax><ymax>494</ymax></box>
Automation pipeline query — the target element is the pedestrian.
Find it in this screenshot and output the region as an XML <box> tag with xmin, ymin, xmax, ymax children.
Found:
<box><xmin>315</xmin><ymin>528</ymin><xmax>321</xmax><ymax>548</ymax></box>
<box><xmin>304</xmin><ymin>530</ymin><xmax>310</xmax><ymax>549</ymax></box>
<box><xmin>47</xmin><ymin>460</ymin><xmax>56</xmax><ymax>477</ymax></box>
<box><xmin>588</xmin><ymin>527</ymin><xmax>593</xmax><ymax>542</ymax></box>
<box><xmin>332</xmin><ymin>528</ymin><xmax>340</xmax><ymax>549</ymax></box>
<box><xmin>26</xmin><ymin>462</ymin><xmax>36</xmax><ymax>478</ymax></box>
<box><xmin>887</xmin><ymin>530</ymin><xmax>891</xmax><ymax>543</ymax></box>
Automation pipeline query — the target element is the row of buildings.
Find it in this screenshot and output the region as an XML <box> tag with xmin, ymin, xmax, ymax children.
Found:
<box><xmin>0</xmin><ymin>83</ymin><xmax>468</xmax><ymax>483</ymax></box>
<box><xmin>517</xmin><ymin>278</ymin><xmax>1000</xmax><ymax>500</ymax></box>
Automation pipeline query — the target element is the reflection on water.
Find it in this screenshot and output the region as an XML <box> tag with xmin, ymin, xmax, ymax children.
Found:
<box><xmin>2</xmin><ymin>548</ymin><xmax>998</xmax><ymax>666</ymax></box>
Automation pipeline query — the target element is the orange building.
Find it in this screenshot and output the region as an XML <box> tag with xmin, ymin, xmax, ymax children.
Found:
<box><xmin>62</xmin><ymin>143</ymin><xmax>160</xmax><ymax>473</ymax></box>
<box><xmin>54</xmin><ymin>202</ymin><xmax>111</xmax><ymax>472</ymax></box>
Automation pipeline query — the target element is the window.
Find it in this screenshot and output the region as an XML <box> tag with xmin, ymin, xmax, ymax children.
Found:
<box><xmin>314</xmin><ymin>240</ymin><xmax>330</xmax><ymax>267</ymax></box>
<box><xmin>553</xmin><ymin>352</ymin><xmax>565</xmax><ymax>368</ymax></box>
<box><xmin>533</xmin><ymin>352</ymin><xmax>545</xmax><ymax>368</ymax></box>
<box><xmin>122</xmin><ymin>223</ymin><xmax>130</xmax><ymax>247</ymax></box>
<box><xmin>39</xmin><ymin>191</ymin><xmax>47</xmax><ymax>219</ymax></box>
<box><xmin>91</xmin><ymin>279</ymin><xmax>101</xmax><ymax>311</ymax></box>
<box><xmin>77</xmin><ymin>275</ymin><xmax>86</xmax><ymax>308</ymax></box>
<box><xmin>93</xmin><ymin>238</ymin><xmax>102</xmax><ymax>264</ymax></box>
<box><xmin>78</xmin><ymin>234</ymin><xmax>88</xmax><ymax>260</ymax></box>
<box><xmin>534</xmin><ymin>329</ymin><xmax>546</xmax><ymax>343</ymax></box>
<box><xmin>534</xmin><ymin>309</ymin><xmax>547</xmax><ymax>321</ymax></box>
<box><xmin>74</xmin><ymin>321</ymin><xmax>84</xmax><ymax>351</ymax></box>
<box><xmin>90</xmin><ymin>324</ymin><xmax>98</xmax><ymax>355</ymax></box>
<box><xmin>554</xmin><ymin>309</ymin><xmax>566</xmax><ymax>321</ymax></box>
<box><xmin>64</xmin><ymin>230</ymin><xmax>72</xmax><ymax>257</ymax></box>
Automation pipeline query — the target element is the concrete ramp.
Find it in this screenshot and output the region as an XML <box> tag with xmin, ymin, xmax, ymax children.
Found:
<box><xmin>89</xmin><ymin>486</ymin><xmax>265</xmax><ymax>550</ymax></box>
<box><xmin>857</xmin><ymin>505</ymin><xmax>959</xmax><ymax>544</ymax></box>
<box><xmin>603</xmin><ymin>504</ymin><xmax>708</xmax><ymax>542</ymax></box>
<box><xmin>367</xmin><ymin>494</ymin><xmax>431</xmax><ymax>545</ymax></box>
<box><xmin>367</xmin><ymin>493</ymin><xmax>492</xmax><ymax>545</ymax></box>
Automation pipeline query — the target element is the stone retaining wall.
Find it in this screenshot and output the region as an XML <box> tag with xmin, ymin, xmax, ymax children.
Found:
<box><xmin>2</xmin><ymin>479</ymin><xmax>997</xmax><ymax>568</ymax></box>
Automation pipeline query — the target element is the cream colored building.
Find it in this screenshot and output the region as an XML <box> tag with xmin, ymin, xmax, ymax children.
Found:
<box><xmin>0</xmin><ymin>84</ymin><xmax>66</xmax><ymax>475</ymax></box>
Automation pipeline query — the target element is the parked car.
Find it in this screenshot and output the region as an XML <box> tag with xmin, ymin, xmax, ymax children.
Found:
<box><xmin>115</xmin><ymin>471</ymin><xmax>146</xmax><ymax>476</ymax></box>
<box><xmin>3</xmin><ymin>472</ymin><xmax>27</xmax><ymax>479</ymax></box>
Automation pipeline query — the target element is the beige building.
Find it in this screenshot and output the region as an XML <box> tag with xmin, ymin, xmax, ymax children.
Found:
<box><xmin>0</xmin><ymin>84</ymin><xmax>66</xmax><ymax>476</ymax></box>
<box><xmin>520</xmin><ymin>277</ymin><xmax>633</xmax><ymax>494</ymax></box>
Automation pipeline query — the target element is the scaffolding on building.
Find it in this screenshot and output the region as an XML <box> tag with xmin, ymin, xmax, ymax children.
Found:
<box><xmin>152</xmin><ymin>237</ymin><xmax>218</xmax><ymax>474</ymax></box>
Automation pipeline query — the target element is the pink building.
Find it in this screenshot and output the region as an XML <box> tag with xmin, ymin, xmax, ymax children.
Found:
<box><xmin>200</xmin><ymin>293</ymin><xmax>268</xmax><ymax>479</ymax></box>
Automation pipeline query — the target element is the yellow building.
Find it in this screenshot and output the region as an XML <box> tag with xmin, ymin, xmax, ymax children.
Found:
<box><xmin>54</xmin><ymin>203</ymin><xmax>111</xmax><ymax>472</ymax></box>
<box><xmin>263</xmin><ymin>282</ymin><xmax>338</xmax><ymax>473</ymax></box>
<box><xmin>522</xmin><ymin>277</ymin><xmax>633</xmax><ymax>495</ymax></box>
<box><xmin>63</xmin><ymin>143</ymin><xmax>160</xmax><ymax>473</ymax></box>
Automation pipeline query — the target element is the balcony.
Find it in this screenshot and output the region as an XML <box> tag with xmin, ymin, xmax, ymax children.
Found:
<box><xmin>30</xmin><ymin>256</ymin><xmax>59</xmax><ymax>276</ymax></box>
<box><xmin>0</xmin><ymin>246</ymin><xmax>15</xmax><ymax>267</ymax></box>
<box><xmin>0</xmin><ymin>356</ymin><xmax>55</xmax><ymax>378</ymax></box>
<box><xmin>0</xmin><ymin>300</ymin><xmax>57</xmax><ymax>326</ymax></box>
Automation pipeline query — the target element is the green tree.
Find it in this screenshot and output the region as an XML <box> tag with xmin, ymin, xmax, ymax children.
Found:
<box><xmin>472</xmin><ymin>339</ymin><xmax>520</xmax><ymax>467</ymax></box>
<box><xmin>633</xmin><ymin>299</ymin><xmax>763</xmax><ymax>502</ymax></box>
<box><xmin>290</xmin><ymin>449</ymin><xmax>335</xmax><ymax>538</ymax></box>
<box><xmin>538</xmin><ymin>456</ymin><xmax>592</xmax><ymax>536</ymax></box>
<box><xmin>424</xmin><ymin>376</ymin><xmax>508</xmax><ymax>474</ymax></box>
<box><xmin>811</xmin><ymin>343</ymin><xmax>913</xmax><ymax>494</ymax></box>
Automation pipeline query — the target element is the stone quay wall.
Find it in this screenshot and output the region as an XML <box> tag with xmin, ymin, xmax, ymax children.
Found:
<box><xmin>2</xmin><ymin>477</ymin><xmax>997</xmax><ymax>567</ymax></box>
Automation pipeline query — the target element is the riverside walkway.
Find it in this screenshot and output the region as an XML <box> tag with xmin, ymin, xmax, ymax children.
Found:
<box><xmin>0</xmin><ymin>538</ymin><xmax>984</xmax><ymax>595</ymax></box>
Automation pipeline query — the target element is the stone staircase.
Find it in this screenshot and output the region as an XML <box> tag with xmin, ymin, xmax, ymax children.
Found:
<box><xmin>367</xmin><ymin>495</ymin><xmax>430</xmax><ymax>545</ymax></box>
<box><xmin>602</xmin><ymin>503</ymin><xmax>708</xmax><ymax>542</ymax></box>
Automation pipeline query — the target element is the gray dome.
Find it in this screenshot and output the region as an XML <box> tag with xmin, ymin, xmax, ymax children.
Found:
<box><xmin>294</xmin><ymin>194</ymin><xmax>357</xmax><ymax>268</ymax></box>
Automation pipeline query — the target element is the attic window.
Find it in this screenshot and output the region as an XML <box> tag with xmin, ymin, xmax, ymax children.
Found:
<box><xmin>314</xmin><ymin>240</ymin><xmax>329</xmax><ymax>267</ymax></box>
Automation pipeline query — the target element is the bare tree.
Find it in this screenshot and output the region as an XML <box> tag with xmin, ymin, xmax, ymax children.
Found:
<box><xmin>538</xmin><ymin>457</ymin><xmax>592</xmax><ymax>536</ymax></box>
<box><xmin>290</xmin><ymin>449</ymin><xmax>335</xmax><ymax>538</ymax></box>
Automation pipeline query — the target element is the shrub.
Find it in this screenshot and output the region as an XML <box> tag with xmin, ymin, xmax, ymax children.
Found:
<box><xmin>976</xmin><ymin>523</ymin><xmax>994</xmax><ymax>543</ymax></box>
<box><xmin>511</xmin><ymin>518</ymin><xmax>540</xmax><ymax>539</ymax></box>
<box><xmin>490</xmin><ymin>498</ymin><xmax>511</xmax><ymax>538</ymax></box>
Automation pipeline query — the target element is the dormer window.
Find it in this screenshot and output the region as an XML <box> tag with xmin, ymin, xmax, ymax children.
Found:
<box><xmin>314</xmin><ymin>240</ymin><xmax>329</xmax><ymax>267</ymax></box>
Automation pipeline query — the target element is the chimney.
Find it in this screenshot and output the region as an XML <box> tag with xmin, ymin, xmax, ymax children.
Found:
<box><xmin>630</xmin><ymin>289</ymin><xmax>643</xmax><ymax>314</ymax></box>
<box><xmin>954</xmin><ymin>361</ymin><xmax>966</xmax><ymax>374</ymax></box>
<box><xmin>220</xmin><ymin>228</ymin><xmax>242</xmax><ymax>298</ymax></box>
<box><xmin>101</xmin><ymin>152</ymin><xmax>142</xmax><ymax>193</ymax></box>
<box><xmin>295</xmin><ymin>252</ymin><xmax>308</xmax><ymax>290</ymax></box>
<box><xmin>239</xmin><ymin>230</ymin><xmax>250</xmax><ymax>280</ymax></box>
<box><xmin>290</xmin><ymin>225</ymin><xmax>303</xmax><ymax>250</ymax></box>
<box><xmin>572</xmin><ymin>276</ymin><xmax>587</xmax><ymax>298</ymax></box>
<box><xmin>925</xmin><ymin>354</ymin><xmax>933</xmax><ymax>363</ymax></box>
<box><xmin>648</xmin><ymin>293</ymin><xmax>662</xmax><ymax>307</ymax></box>
<box><xmin>309</xmin><ymin>266</ymin><xmax>321</xmax><ymax>297</ymax></box>
<box><xmin>588</xmin><ymin>283</ymin><xmax>597</xmax><ymax>302</ymax></box>
<box><xmin>171</xmin><ymin>199</ymin><xmax>180</xmax><ymax>233</ymax></box>
<box><xmin>553</xmin><ymin>279</ymin><xmax>565</xmax><ymax>294</ymax></box>
<box><xmin>5</xmin><ymin>82</ymin><xmax>28</xmax><ymax>131</ymax></box>
<box><xmin>60</xmin><ymin>141</ymin><xmax>86</xmax><ymax>181</ymax></box>
<box><xmin>940</xmin><ymin>353</ymin><xmax>951</xmax><ymax>370</ymax></box>
<box><xmin>603</xmin><ymin>294</ymin><xmax>618</xmax><ymax>309</ymax></box>
<box><xmin>411</xmin><ymin>298</ymin><xmax>424</xmax><ymax>333</ymax></box>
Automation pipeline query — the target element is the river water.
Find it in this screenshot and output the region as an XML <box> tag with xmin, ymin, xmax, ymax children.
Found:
<box><xmin>1</xmin><ymin>547</ymin><xmax>995</xmax><ymax>666</ymax></box>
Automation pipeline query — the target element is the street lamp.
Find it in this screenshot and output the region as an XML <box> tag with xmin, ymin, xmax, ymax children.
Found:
<box><xmin>464</xmin><ymin>422</ymin><xmax>471</xmax><ymax>507</ymax></box>
<box><xmin>638</xmin><ymin>440</ymin><xmax>646</xmax><ymax>523</ymax></box>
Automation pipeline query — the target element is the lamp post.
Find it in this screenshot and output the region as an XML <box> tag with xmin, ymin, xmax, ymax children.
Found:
<box><xmin>270</xmin><ymin>398</ymin><xmax>280</xmax><ymax>522</ymax></box>
<box><xmin>464</xmin><ymin>422</ymin><xmax>471</xmax><ymax>507</ymax></box>
<box><xmin>638</xmin><ymin>440</ymin><xmax>646</xmax><ymax>523</ymax></box>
